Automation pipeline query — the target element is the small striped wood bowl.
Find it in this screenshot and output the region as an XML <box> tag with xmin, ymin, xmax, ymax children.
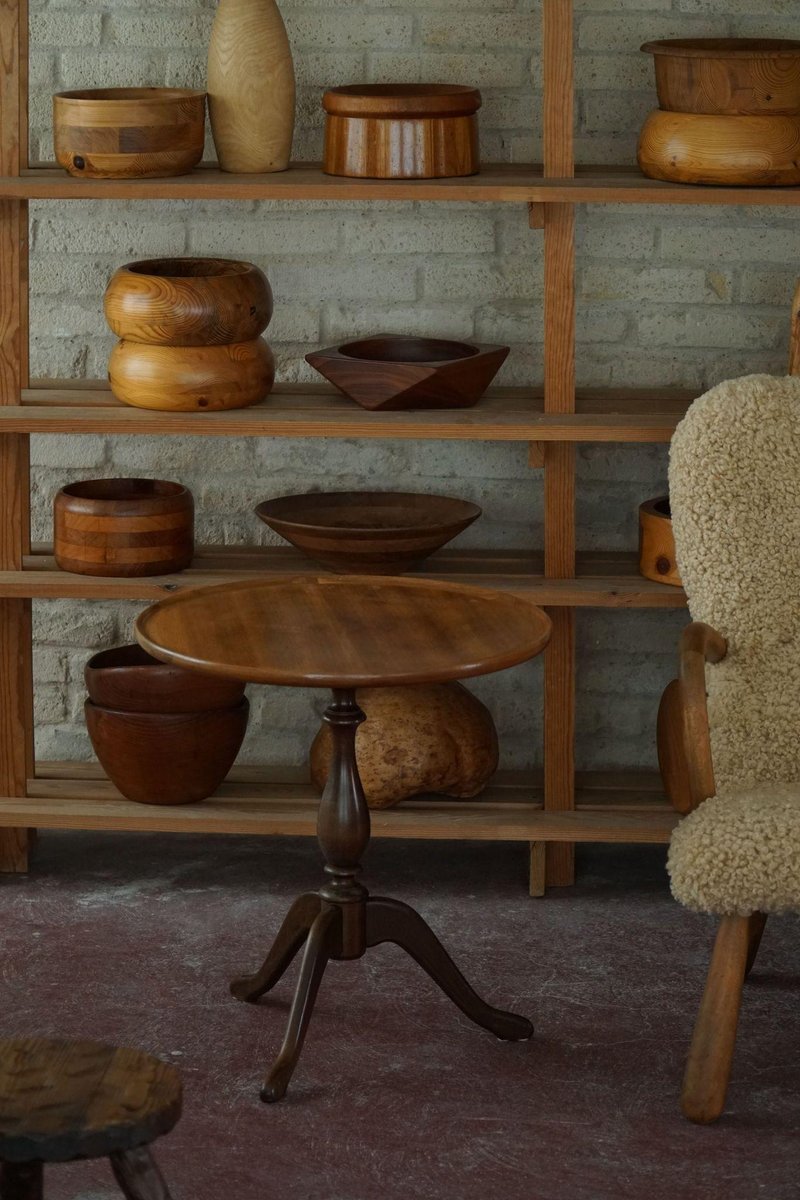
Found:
<box><xmin>54</xmin><ymin>478</ymin><xmax>194</xmax><ymax>577</ymax></box>
<box><xmin>53</xmin><ymin>88</ymin><xmax>206</xmax><ymax>179</ymax></box>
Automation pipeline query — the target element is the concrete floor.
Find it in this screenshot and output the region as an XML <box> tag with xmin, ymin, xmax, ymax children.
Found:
<box><xmin>1</xmin><ymin>833</ymin><xmax>798</xmax><ymax>1200</ymax></box>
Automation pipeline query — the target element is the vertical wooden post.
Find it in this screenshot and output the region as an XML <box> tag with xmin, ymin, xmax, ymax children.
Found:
<box><xmin>541</xmin><ymin>0</ymin><xmax>576</xmax><ymax>887</ymax></box>
<box><xmin>0</xmin><ymin>0</ymin><xmax>34</xmax><ymax>872</ymax></box>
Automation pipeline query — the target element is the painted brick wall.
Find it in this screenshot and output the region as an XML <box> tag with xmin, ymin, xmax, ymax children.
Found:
<box><xmin>26</xmin><ymin>0</ymin><xmax>800</xmax><ymax>772</ymax></box>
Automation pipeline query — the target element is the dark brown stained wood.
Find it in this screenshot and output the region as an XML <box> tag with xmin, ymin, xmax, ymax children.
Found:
<box><xmin>0</xmin><ymin>1038</ymin><xmax>181</xmax><ymax>1163</ymax></box>
<box><xmin>254</xmin><ymin>491</ymin><xmax>481</xmax><ymax>574</ymax></box>
<box><xmin>85</xmin><ymin>644</ymin><xmax>245</xmax><ymax>713</ymax></box>
<box><xmin>136</xmin><ymin>576</ymin><xmax>552</xmax><ymax>689</ymax></box>
<box><xmin>53</xmin><ymin>89</ymin><xmax>205</xmax><ymax>179</ymax></box>
<box><xmin>642</xmin><ymin>39</ymin><xmax>800</xmax><ymax>116</ymax></box>
<box><xmin>323</xmin><ymin>85</ymin><xmax>480</xmax><ymax>179</ymax></box>
<box><xmin>305</xmin><ymin>336</ymin><xmax>509</xmax><ymax>411</ymax></box>
<box><xmin>638</xmin><ymin>109</ymin><xmax>800</xmax><ymax>187</ymax></box>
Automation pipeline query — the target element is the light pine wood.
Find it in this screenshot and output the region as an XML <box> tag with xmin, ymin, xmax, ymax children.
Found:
<box><xmin>108</xmin><ymin>338</ymin><xmax>275</xmax><ymax>411</ymax></box>
<box><xmin>642</xmin><ymin>38</ymin><xmax>800</xmax><ymax>116</ymax></box>
<box><xmin>529</xmin><ymin>841</ymin><xmax>546</xmax><ymax>896</ymax></box>
<box><xmin>790</xmin><ymin>279</ymin><xmax>800</xmax><ymax>375</ymax></box>
<box><xmin>638</xmin><ymin>110</ymin><xmax>800</xmax><ymax>187</ymax></box>
<box><xmin>657</xmin><ymin>622</ymin><xmax>725</xmax><ymax>814</ymax></box>
<box><xmin>638</xmin><ymin>496</ymin><xmax>681</xmax><ymax>586</ymax></box>
<box><xmin>207</xmin><ymin>0</ymin><xmax>295</xmax><ymax>173</ymax></box>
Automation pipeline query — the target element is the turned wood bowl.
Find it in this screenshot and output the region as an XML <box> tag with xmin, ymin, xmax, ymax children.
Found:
<box><xmin>54</xmin><ymin>478</ymin><xmax>194</xmax><ymax>577</ymax></box>
<box><xmin>108</xmin><ymin>338</ymin><xmax>275</xmax><ymax>411</ymax></box>
<box><xmin>306</xmin><ymin>336</ymin><xmax>509</xmax><ymax>411</ymax></box>
<box><xmin>53</xmin><ymin>88</ymin><xmax>206</xmax><ymax>179</ymax></box>
<box><xmin>323</xmin><ymin>84</ymin><xmax>481</xmax><ymax>179</ymax></box>
<box><xmin>85</xmin><ymin>644</ymin><xmax>245</xmax><ymax>713</ymax></box>
<box><xmin>639</xmin><ymin>496</ymin><xmax>682</xmax><ymax>587</ymax></box>
<box><xmin>255</xmin><ymin>491</ymin><xmax>482</xmax><ymax>574</ymax></box>
<box><xmin>104</xmin><ymin>258</ymin><xmax>273</xmax><ymax>347</ymax></box>
<box><xmin>85</xmin><ymin>698</ymin><xmax>249</xmax><ymax>805</ymax></box>
<box><xmin>637</xmin><ymin>109</ymin><xmax>800</xmax><ymax>186</ymax></box>
<box><xmin>642</xmin><ymin>38</ymin><xmax>800</xmax><ymax>115</ymax></box>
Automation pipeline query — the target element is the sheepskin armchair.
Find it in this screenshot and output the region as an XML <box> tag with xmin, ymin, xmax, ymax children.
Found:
<box><xmin>659</xmin><ymin>372</ymin><xmax>800</xmax><ymax>1124</ymax></box>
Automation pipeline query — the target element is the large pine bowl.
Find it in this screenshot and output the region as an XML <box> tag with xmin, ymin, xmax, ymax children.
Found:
<box><xmin>255</xmin><ymin>491</ymin><xmax>481</xmax><ymax>574</ymax></box>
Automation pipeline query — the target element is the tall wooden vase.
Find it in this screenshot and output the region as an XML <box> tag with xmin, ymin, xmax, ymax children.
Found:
<box><xmin>207</xmin><ymin>0</ymin><xmax>295</xmax><ymax>173</ymax></box>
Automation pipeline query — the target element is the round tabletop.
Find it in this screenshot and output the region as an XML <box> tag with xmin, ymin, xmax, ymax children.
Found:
<box><xmin>135</xmin><ymin>575</ymin><xmax>551</xmax><ymax>689</ymax></box>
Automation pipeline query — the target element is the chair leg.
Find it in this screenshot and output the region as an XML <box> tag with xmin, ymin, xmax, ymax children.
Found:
<box><xmin>0</xmin><ymin>1163</ymin><xmax>43</xmax><ymax>1200</ymax></box>
<box><xmin>110</xmin><ymin>1147</ymin><xmax>173</xmax><ymax>1200</ymax></box>
<box><xmin>681</xmin><ymin>914</ymin><xmax>750</xmax><ymax>1124</ymax></box>
<box><xmin>745</xmin><ymin>912</ymin><xmax>767</xmax><ymax>980</ymax></box>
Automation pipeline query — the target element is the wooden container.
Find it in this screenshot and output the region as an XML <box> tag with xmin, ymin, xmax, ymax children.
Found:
<box><xmin>85</xmin><ymin>644</ymin><xmax>245</xmax><ymax>713</ymax></box>
<box><xmin>639</xmin><ymin>496</ymin><xmax>682</xmax><ymax>587</ymax></box>
<box><xmin>306</xmin><ymin>336</ymin><xmax>509</xmax><ymax>411</ymax></box>
<box><xmin>637</xmin><ymin>109</ymin><xmax>800</xmax><ymax>186</ymax></box>
<box><xmin>641</xmin><ymin>38</ymin><xmax>800</xmax><ymax>116</ymax></box>
<box><xmin>85</xmin><ymin>698</ymin><xmax>249</xmax><ymax>805</ymax></box>
<box><xmin>322</xmin><ymin>84</ymin><xmax>481</xmax><ymax>179</ymax></box>
<box><xmin>108</xmin><ymin>338</ymin><xmax>275</xmax><ymax>411</ymax></box>
<box><xmin>104</xmin><ymin>258</ymin><xmax>273</xmax><ymax>347</ymax></box>
<box><xmin>53</xmin><ymin>88</ymin><xmax>206</xmax><ymax>179</ymax></box>
<box><xmin>54</xmin><ymin>478</ymin><xmax>194</xmax><ymax>577</ymax></box>
<box><xmin>255</xmin><ymin>491</ymin><xmax>481</xmax><ymax>574</ymax></box>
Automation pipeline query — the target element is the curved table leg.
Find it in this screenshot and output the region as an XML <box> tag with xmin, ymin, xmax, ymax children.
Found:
<box><xmin>230</xmin><ymin>892</ymin><xmax>322</xmax><ymax>1003</ymax></box>
<box><xmin>0</xmin><ymin>1163</ymin><xmax>43</xmax><ymax>1200</ymax></box>
<box><xmin>261</xmin><ymin>906</ymin><xmax>341</xmax><ymax>1103</ymax></box>
<box><xmin>365</xmin><ymin>896</ymin><xmax>533</xmax><ymax>1042</ymax></box>
<box><xmin>110</xmin><ymin>1148</ymin><xmax>173</xmax><ymax>1200</ymax></box>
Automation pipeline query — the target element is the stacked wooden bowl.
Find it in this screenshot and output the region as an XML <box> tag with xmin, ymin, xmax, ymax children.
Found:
<box><xmin>105</xmin><ymin>257</ymin><xmax>275</xmax><ymax>411</ymax></box>
<box><xmin>638</xmin><ymin>39</ymin><xmax>800</xmax><ymax>186</ymax></box>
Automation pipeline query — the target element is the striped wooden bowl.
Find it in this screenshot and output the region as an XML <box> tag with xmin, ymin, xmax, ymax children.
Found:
<box><xmin>54</xmin><ymin>478</ymin><xmax>194</xmax><ymax>577</ymax></box>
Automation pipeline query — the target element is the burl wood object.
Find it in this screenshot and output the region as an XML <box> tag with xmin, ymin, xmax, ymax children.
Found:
<box><xmin>0</xmin><ymin>1037</ymin><xmax>181</xmax><ymax>1200</ymax></box>
<box><xmin>104</xmin><ymin>257</ymin><xmax>275</xmax><ymax>412</ymax></box>
<box><xmin>638</xmin><ymin>109</ymin><xmax>800</xmax><ymax>186</ymax></box>
<box><xmin>135</xmin><ymin>575</ymin><xmax>551</xmax><ymax>1101</ymax></box>
<box><xmin>638</xmin><ymin>495</ymin><xmax>681</xmax><ymax>587</ymax></box>
<box><xmin>323</xmin><ymin>84</ymin><xmax>481</xmax><ymax>179</ymax></box>
<box><xmin>306</xmin><ymin>336</ymin><xmax>509</xmax><ymax>411</ymax></box>
<box><xmin>255</xmin><ymin>491</ymin><xmax>481</xmax><ymax>574</ymax></box>
<box><xmin>54</xmin><ymin>479</ymin><xmax>194</xmax><ymax>577</ymax></box>
<box><xmin>53</xmin><ymin>88</ymin><xmax>205</xmax><ymax>179</ymax></box>
<box><xmin>642</xmin><ymin>38</ymin><xmax>800</xmax><ymax>116</ymax></box>
<box><xmin>310</xmin><ymin>682</ymin><xmax>498</xmax><ymax>808</ymax></box>
<box><xmin>207</xmin><ymin>0</ymin><xmax>295</xmax><ymax>173</ymax></box>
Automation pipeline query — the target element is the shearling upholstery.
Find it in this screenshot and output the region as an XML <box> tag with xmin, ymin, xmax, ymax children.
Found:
<box><xmin>667</xmin><ymin>373</ymin><xmax>800</xmax><ymax>915</ymax></box>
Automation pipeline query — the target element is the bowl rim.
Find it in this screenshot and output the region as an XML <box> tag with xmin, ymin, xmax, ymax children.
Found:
<box><xmin>338</xmin><ymin>335</ymin><xmax>481</xmax><ymax>364</ymax></box>
<box><xmin>323</xmin><ymin>83</ymin><xmax>481</xmax><ymax>118</ymax></box>
<box><xmin>57</xmin><ymin>478</ymin><xmax>190</xmax><ymax>506</ymax></box>
<box><xmin>641</xmin><ymin>38</ymin><xmax>800</xmax><ymax>59</ymax></box>
<box><xmin>115</xmin><ymin>257</ymin><xmax>261</xmax><ymax>281</ymax></box>
<box><xmin>255</xmin><ymin>491</ymin><xmax>482</xmax><ymax>535</ymax></box>
<box><xmin>84</xmin><ymin>696</ymin><xmax>249</xmax><ymax>719</ymax></box>
<box><xmin>54</xmin><ymin>87</ymin><xmax>207</xmax><ymax>103</ymax></box>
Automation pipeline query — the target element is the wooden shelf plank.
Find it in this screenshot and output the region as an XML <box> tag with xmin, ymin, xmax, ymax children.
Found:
<box><xmin>531</xmin><ymin>165</ymin><xmax>800</xmax><ymax>207</ymax></box>
<box><xmin>0</xmin><ymin>546</ymin><xmax>687</xmax><ymax>608</ymax></box>
<box><xmin>0</xmin><ymin>763</ymin><xmax>677</xmax><ymax>843</ymax></box>
<box><xmin>1</xmin><ymin>382</ymin><xmax>696</xmax><ymax>441</ymax></box>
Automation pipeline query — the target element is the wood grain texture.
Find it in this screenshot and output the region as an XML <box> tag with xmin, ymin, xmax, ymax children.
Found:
<box><xmin>207</xmin><ymin>0</ymin><xmax>295</xmax><ymax>173</ymax></box>
<box><xmin>638</xmin><ymin>495</ymin><xmax>681</xmax><ymax>586</ymax></box>
<box><xmin>638</xmin><ymin>110</ymin><xmax>800</xmax><ymax>186</ymax></box>
<box><xmin>135</xmin><ymin>576</ymin><xmax>551</xmax><ymax>689</ymax></box>
<box><xmin>108</xmin><ymin>338</ymin><xmax>275</xmax><ymax>411</ymax></box>
<box><xmin>642</xmin><ymin>38</ymin><xmax>800</xmax><ymax>116</ymax></box>
<box><xmin>0</xmin><ymin>1038</ymin><xmax>181</xmax><ymax>1163</ymax></box>
<box><xmin>85</xmin><ymin>644</ymin><xmax>245</xmax><ymax>713</ymax></box>
<box><xmin>53</xmin><ymin>89</ymin><xmax>205</xmax><ymax>180</ymax></box>
<box><xmin>110</xmin><ymin>1147</ymin><xmax>174</xmax><ymax>1200</ymax></box>
<box><xmin>790</xmin><ymin>279</ymin><xmax>800</xmax><ymax>375</ymax></box>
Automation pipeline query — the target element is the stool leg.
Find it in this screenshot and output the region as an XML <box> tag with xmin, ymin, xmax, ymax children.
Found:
<box><xmin>0</xmin><ymin>1163</ymin><xmax>43</xmax><ymax>1200</ymax></box>
<box><xmin>110</xmin><ymin>1148</ymin><xmax>173</xmax><ymax>1200</ymax></box>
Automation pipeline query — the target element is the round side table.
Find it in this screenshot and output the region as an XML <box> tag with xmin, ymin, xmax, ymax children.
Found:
<box><xmin>136</xmin><ymin>575</ymin><xmax>551</xmax><ymax>1102</ymax></box>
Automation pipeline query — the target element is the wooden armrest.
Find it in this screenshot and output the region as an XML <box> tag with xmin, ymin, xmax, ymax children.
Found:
<box><xmin>658</xmin><ymin>622</ymin><xmax>727</xmax><ymax>814</ymax></box>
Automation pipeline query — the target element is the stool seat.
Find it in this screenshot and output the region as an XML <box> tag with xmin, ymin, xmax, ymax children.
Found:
<box><xmin>0</xmin><ymin>1039</ymin><xmax>181</xmax><ymax>1165</ymax></box>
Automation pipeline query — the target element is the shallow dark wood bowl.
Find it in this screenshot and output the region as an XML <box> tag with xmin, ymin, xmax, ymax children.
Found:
<box><xmin>306</xmin><ymin>336</ymin><xmax>509</xmax><ymax>410</ymax></box>
<box><xmin>639</xmin><ymin>495</ymin><xmax>681</xmax><ymax>587</ymax></box>
<box><xmin>53</xmin><ymin>88</ymin><xmax>206</xmax><ymax>179</ymax></box>
<box><xmin>642</xmin><ymin>38</ymin><xmax>800</xmax><ymax>115</ymax></box>
<box><xmin>255</xmin><ymin>491</ymin><xmax>481</xmax><ymax>574</ymax></box>
<box><xmin>104</xmin><ymin>257</ymin><xmax>272</xmax><ymax>347</ymax></box>
<box><xmin>638</xmin><ymin>109</ymin><xmax>800</xmax><ymax>186</ymax></box>
<box><xmin>323</xmin><ymin>84</ymin><xmax>481</xmax><ymax>179</ymax></box>
<box><xmin>54</xmin><ymin>478</ymin><xmax>194</xmax><ymax>577</ymax></box>
<box><xmin>108</xmin><ymin>338</ymin><xmax>275</xmax><ymax>411</ymax></box>
<box><xmin>84</xmin><ymin>698</ymin><xmax>249</xmax><ymax>805</ymax></box>
<box><xmin>85</xmin><ymin>644</ymin><xmax>246</xmax><ymax>713</ymax></box>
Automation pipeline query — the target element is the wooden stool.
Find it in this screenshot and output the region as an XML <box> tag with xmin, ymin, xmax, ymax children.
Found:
<box><xmin>136</xmin><ymin>575</ymin><xmax>551</xmax><ymax>1102</ymax></box>
<box><xmin>0</xmin><ymin>1039</ymin><xmax>181</xmax><ymax>1200</ymax></box>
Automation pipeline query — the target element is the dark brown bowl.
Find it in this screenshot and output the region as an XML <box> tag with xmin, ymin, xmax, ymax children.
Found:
<box><xmin>306</xmin><ymin>336</ymin><xmax>509</xmax><ymax>411</ymax></box>
<box><xmin>85</xmin><ymin>698</ymin><xmax>249</xmax><ymax>805</ymax></box>
<box><xmin>255</xmin><ymin>491</ymin><xmax>481</xmax><ymax>574</ymax></box>
<box><xmin>85</xmin><ymin>644</ymin><xmax>246</xmax><ymax>713</ymax></box>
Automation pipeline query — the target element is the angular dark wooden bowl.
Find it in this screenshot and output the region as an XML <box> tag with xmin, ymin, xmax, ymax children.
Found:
<box><xmin>255</xmin><ymin>491</ymin><xmax>481</xmax><ymax>574</ymax></box>
<box><xmin>85</xmin><ymin>644</ymin><xmax>246</xmax><ymax>713</ymax></box>
<box><xmin>85</xmin><ymin>698</ymin><xmax>249</xmax><ymax>805</ymax></box>
<box><xmin>306</xmin><ymin>335</ymin><xmax>509</xmax><ymax>411</ymax></box>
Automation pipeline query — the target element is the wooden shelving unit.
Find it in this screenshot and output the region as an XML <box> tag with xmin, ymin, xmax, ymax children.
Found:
<box><xmin>0</xmin><ymin>0</ymin><xmax>761</xmax><ymax>891</ymax></box>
